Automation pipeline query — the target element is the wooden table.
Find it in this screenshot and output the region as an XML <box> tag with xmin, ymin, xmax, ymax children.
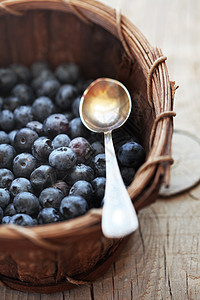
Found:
<box><xmin>1</xmin><ymin>0</ymin><xmax>200</xmax><ymax>299</ymax></box>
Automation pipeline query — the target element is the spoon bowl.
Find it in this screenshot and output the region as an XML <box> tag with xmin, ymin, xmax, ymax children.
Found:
<box><xmin>80</xmin><ymin>78</ymin><xmax>138</xmax><ymax>238</ymax></box>
<box><xmin>80</xmin><ymin>78</ymin><xmax>131</xmax><ymax>133</ymax></box>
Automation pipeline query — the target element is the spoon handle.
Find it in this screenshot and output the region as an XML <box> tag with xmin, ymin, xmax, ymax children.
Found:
<box><xmin>102</xmin><ymin>131</ymin><xmax>138</xmax><ymax>238</ymax></box>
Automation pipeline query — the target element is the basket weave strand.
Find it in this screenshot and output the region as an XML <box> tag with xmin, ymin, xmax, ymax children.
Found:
<box><xmin>149</xmin><ymin>111</ymin><xmax>176</xmax><ymax>149</ymax></box>
<box><xmin>62</xmin><ymin>0</ymin><xmax>92</xmax><ymax>25</ymax></box>
<box><xmin>4</xmin><ymin>224</ymin><xmax>63</xmax><ymax>251</ymax></box>
<box><xmin>0</xmin><ymin>0</ymin><xmax>22</xmax><ymax>15</ymax></box>
<box><xmin>147</xmin><ymin>56</ymin><xmax>167</xmax><ymax>108</ymax></box>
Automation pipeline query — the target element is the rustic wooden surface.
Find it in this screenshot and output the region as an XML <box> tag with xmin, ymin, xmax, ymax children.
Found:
<box><xmin>1</xmin><ymin>0</ymin><xmax>200</xmax><ymax>298</ymax></box>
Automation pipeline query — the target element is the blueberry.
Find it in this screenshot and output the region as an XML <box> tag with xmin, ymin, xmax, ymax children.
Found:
<box><xmin>14</xmin><ymin>105</ymin><xmax>33</xmax><ymax>128</ymax></box>
<box><xmin>0</xmin><ymin>144</ymin><xmax>16</xmax><ymax>169</ymax></box>
<box><xmin>31</xmin><ymin>61</ymin><xmax>50</xmax><ymax>78</ymax></box>
<box><xmin>0</xmin><ymin>131</ymin><xmax>10</xmax><ymax>144</ymax></box>
<box><xmin>120</xmin><ymin>166</ymin><xmax>136</xmax><ymax>186</ymax></box>
<box><xmin>13</xmin><ymin>192</ymin><xmax>39</xmax><ymax>217</ymax></box>
<box><xmin>52</xmin><ymin>181</ymin><xmax>70</xmax><ymax>196</ymax></box>
<box><xmin>2</xmin><ymin>216</ymin><xmax>11</xmax><ymax>224</ymax></box>
<box><xmin>10</xmin><ymin>64</ymin><xmax>31</xmax><ymax>83</ymax></box>
<box><xmin>71</xmin><ymin>96</ymin><xmax>81</xmax><ymax>117</ymax></box>
<box><xmin>39</xmin><ymin>187</ymin><xmax>64</xmax><ymax>209</ymax></box>
<box><xmin>11</xmin><ymin>83</ymin><xmax>34</xmax><ymax>105</ymax></box>
<box><xmin>38</xmin><ymin>207</ymin><xmax>62</xmax><ymax>224</ymax></box>
<box><xmin>52</xmin><ymin>134</ymin><xmax>71</xmax><ymax>149</ymax></box>
<box><xmin>9</xmin><ymin>178</ymin><xmax>33</xmax><ymax>198</ymax></box>
<box><xmin>37</xmin><ymin>78</ymin><xmax>60</xmax><ymax>98</ymax></box>
<box><xmin>32</xmin><ymin>136</ymin><xmax>53</xmax><ymax>161</ymax></box>
<box><xmin>117</xmin><ymin>141</ymin><xmax>145</xmax><ymax>168</ymax></box>
<box><xmin>8</xmin><ymin>130</ymin><xmax>18</xmax><ymax>146</ymax></box>
<box><xmin>92</xmin><ymin>154</ymin><xmax>106</xmax><ymax>177</ymax></box>
<box><xmin>3</xmin><ymin>96</ymin><xmax>21</xmax><ymax>111</ymax></box>
<box><xmin>60</xmin><ymin>195</ymin><xmax>88</xmax><ymax>220</ymax></box>
<box><xmin>43</xmin><ymin>114</ymin><xmax>69</xmax><ymax>138</ymax></box>
<box><xmin>55</xmin><ymin>62</ymin><xmax>80</xmax><ymax>84</ymax></box>
<box><xmin>91</xmin><ymin>141</ymin><xmax>104</xmax><ymax>156</ymax></box>
<box><xmin>69</xmin><ymin>137</ymin><xmax>93</xmax><ymax>164</ymax></box>
<box><xmin>0</xmin><ymin>68</ymin><xmax>17</xmax><ymax>94</ymax></box>
<box><xmin>0</xmin><ymin>169</ymin><xmax>14</xmax><ymax>189</ymax></box>
<box><xmin>14</xmin><ymin>128</ymin><xmax>38</xmax><ymax>153</ymax></box>
<box><xmin>30</xmin><ymin>165</ymin><xmax>57</xmax><ymax>192</ymax></box>
<box><xmin>66</xmin><ymin>163</ymin><xmax>94</xmax><ymax>185</ymax></box>
<box><xmin>69</xmin><ymin>117</ymin><xmax>89</xmax><ymax>139</ymax></box>
<box><xmin>0</xmin><ymin>188</ymin><xmax>10</xmax><ymax>209</ymax></box>
<box><xmin>55</xmin><ymin>84</ymin><xmax>78</xmax><ymax>110</ymax></box>
<box><xmin>32</xmin><ymin>97</ymin><xmax>55</xmax><ymax>122</ymax></box>
<box><xmin>13</xmin><ymin>153</ymin><xmax>37</xmax><ymax>178</ymax></box>
<box><xmin>26</xmin><ymin>121</ymin><xmax>43</xmax><ymax>136</ymax></box>
<box><xmin>49</xmin><ymin>147</ymin><xmax>77</xmax><ymax>170</ymax></box>
<box><xmin>31</xmin><ymin>69</ymin><xmax>55</xmax><ymax>92</ymax></box>
<box><xmin>91</xmin><ymin>177</ymin><xmax>106</xmax><ymax>207</ymax></box>
<box><xmin>4</xmin><ymin>203</ymin><xmax>17</xmax><ymax>216</ymax></box>
<box><xmin>0</xmin><ymin>207</ymin><xmax>3</xmax><ymax>222</ymax></box>
<box><xmin>0</xmin><ymin>110</ymin><xmax>15</xmax><ymax>131</ymax></box>
<box><xmin>69</xmin><ymin>180</ymin><xmax>93</xmax><ymax>206</ymax></box>
<box><xmin>9</xmin><ymin>213</ymin><xmax>35</xmax><ymax>226</ymax></box>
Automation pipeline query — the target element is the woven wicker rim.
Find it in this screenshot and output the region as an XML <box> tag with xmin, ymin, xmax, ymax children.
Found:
<box><xmin>0</xmin><ymin>0</ymin><xmax>176</xmax><ymax>244</ymax></box>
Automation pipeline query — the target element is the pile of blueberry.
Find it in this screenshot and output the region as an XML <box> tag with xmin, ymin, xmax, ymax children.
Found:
<box><xmin>0</xmin><ymin>61</ymin><xmax>145</xmax><ymax>226</ymax></box>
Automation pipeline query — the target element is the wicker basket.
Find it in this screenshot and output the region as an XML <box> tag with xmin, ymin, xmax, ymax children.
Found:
<box><xmin>0</xmin><ymin>0</ymin><xmax>176</xmax><ymax>294</ymax></box>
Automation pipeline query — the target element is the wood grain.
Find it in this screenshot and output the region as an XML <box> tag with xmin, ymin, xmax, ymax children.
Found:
<box><xmin>1</xmin><ymin>0</ymin><xmax>200</xmax><ymax>298</ymax></box>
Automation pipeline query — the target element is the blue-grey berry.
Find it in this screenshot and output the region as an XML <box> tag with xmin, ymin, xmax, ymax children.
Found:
<box><xmin>11</xmin><ymin>83</ymin><xmax>34</xmax><ymax>105</ymax></box>
<box><xmin>13</xmin><ymin>192</ymin><xmax>39</xmax><ymax>217</ymax></box>
<box><xmin>13</xmin><ymin>153</ymin><xmax>37</xmax><ymax>178</ymax></box>
<box><xmin>14</xmin><ymin>128</ymin><xmax>38</xmax><ymax>153</ymax></box>
<box><xmin>32</xmin><ymin>136</ymin><xmax>53</xmax><ymax>161</ymax></box>
<box><xmin>49</xmin><ymin>147</ymin><xmax>77</xmax><ymax>170</ymax></box>
<box><xmin>0</xmin><ymin>188</ymin><xmax>10</xmax><ymax>209</ymax></box>
<box><xmin>0</xmin><ymin>169</ymin><xmax>14</xmax><ymax>189</ymax></box>
<box><xmin>0</xmin><ymin>144</ymin><xmax>16</xmax><ymax>169</ymax></box>
<box><xmin>69</xmin><ymin>180</ymin><xmax>93</xmax><ymax>206</ymax></box>
<box><xmin>0</xmin><ymin>110</ymin><xmax>15</xmax><ymax>131</ymax></box>
<box><xmin>39</xmin><ymin>187</ymin><xmax>64</xmax><ymax>209</ymax></box>
<box><xmin>0</xmin><ymin>131</ymin><xmax>10</xmax><ymax>144</ymax></box>
<box><xmin>30</xmin><ymin>165</ymin><xmax>57</xmax><ymax>192</ymax></box>
<box><xmin>32</xmin><ymin>96</ymin><xmax>55</xmax><ymax>122</ymax></box>
<box><xmin>65</xmin><ymin>163</ymin><xmax>94</xmax><ymax>185</ymax></box>
<box><xmin>117</xmin><ymin>141</ymin><xmax>145</xmax><ymax>169</ymax></box>
<box><xmin>14</xmin><ymin>105</ymin><xmax>33</xmax><ymax>128</ymax></box>
<box><xmin>60</xmin><ymin>195</ymin><xmax>88</xmax><ymax>220</ymax></box>
<box><xmin>9</xmin><ymin>178</ymin><xmax>33</xmax><ymax>198</ymax></box>
<box><xmin>55</xmin><ymin>62</ymin><xmax>80</xmax><ymax>84</ymax></box>
<box><xmin>38</xmin><ymin>207</ymin><xmax>62</xmax><ymax>224</ymax></box>
<box><xmin>52</xmin><ymin>134</ymin><xmax>71</xmax><ymax>149</ymax></box>
<box><xmin>10</xmin><ymin>213</ymin><xmax>35</xmax><ymax>226</ymax></box>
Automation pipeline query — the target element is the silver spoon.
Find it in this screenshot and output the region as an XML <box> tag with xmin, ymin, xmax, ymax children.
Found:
<box><xmin>79</xmin><ymin>78</ymin><xmax>138</xmax><ymax>238</ymax></box>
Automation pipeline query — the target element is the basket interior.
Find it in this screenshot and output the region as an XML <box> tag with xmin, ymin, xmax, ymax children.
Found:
<box><xmin>0</xmin><ymin>9</ymin><xmax>153</xmax><ymax>152</ymax></box>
